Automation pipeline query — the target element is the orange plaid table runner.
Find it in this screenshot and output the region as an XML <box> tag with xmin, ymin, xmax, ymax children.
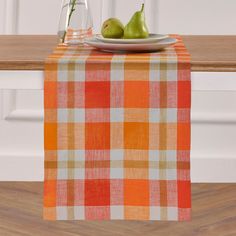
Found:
<box><xmin>44</xmin><ymin>35</ymin><xmax>191</xmax><ymax>221</ymax></box>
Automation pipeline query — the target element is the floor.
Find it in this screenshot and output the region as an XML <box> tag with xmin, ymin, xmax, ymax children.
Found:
<box><xmin>0</xmin><ymin>183</ymin><xmax>235</xmax><ymax>236</ymax></box>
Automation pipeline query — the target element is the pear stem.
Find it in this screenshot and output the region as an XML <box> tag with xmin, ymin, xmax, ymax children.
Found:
<box><xmin>141</xmin><ymin>3</ymin><xmax>144</xmax><ymax>12</ymax></box>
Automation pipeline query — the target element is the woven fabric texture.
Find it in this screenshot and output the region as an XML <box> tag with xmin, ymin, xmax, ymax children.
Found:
<box><xmin>44</xmin><ymin>35</ymin><xmax>191</xmax><ymax>221</ymax></box>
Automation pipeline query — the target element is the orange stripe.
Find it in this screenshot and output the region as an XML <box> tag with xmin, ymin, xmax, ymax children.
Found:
<box><xmin>44</xmin><ymin>180</ymin><xmax>56</xmax><ymax>207</ymax></box>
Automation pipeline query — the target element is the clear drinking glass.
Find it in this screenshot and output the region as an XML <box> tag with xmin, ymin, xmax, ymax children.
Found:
<box><xmin>58</xmin><ymin>0</ymin><xmax>93</xmax><ymax>44</ymax></box>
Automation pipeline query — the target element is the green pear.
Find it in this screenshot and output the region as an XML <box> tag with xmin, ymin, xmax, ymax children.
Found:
<box><xmin>101</xmin><ymin>18</ymin><xmax>124</xmax><ymax>38</ymax></box>
<box><xmin>124</xmin><ymin>4</ymin><xmax>149</xmax><ymax>39</ymax></box>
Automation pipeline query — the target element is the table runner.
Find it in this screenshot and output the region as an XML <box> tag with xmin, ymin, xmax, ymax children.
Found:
<box><xmin>44</xmin><ymin>35</ymin><xmax>191</xmax><ymax>221</ymax></box>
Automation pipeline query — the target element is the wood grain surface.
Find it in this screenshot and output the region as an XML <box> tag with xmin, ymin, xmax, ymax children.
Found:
<box><xmin>184</xmin><ymin>35</ymin><xmax>236</xmax><ymax>72</ymax></box>
<box><xmin>0</xmin><ymin>35</ymin><xmax>236</xmax><ymax>71</ymax></box>
<box><xmin>0</xmin><ymin>183</ymin><xmax>235</xmax><ymax>236</ymax></box>
<box><xmin>0</xmin><ymin>35</ymin><xmax>57</xmax><ymax>70</ymax></box>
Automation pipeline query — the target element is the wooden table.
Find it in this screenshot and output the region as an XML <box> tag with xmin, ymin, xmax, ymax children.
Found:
<box><xmin>0</xmin><ymin>35</ymin><xmax>236</xmax><ymax>71</ymax></box>
<box><xmin>0</xmin><ymin>35</ymin><xmax>236</xmax><ymax>182</ymax></box>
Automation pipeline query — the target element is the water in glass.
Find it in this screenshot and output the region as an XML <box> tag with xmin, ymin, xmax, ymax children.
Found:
<box><xmin>58</xmin><ymin>0</ymin><xmax>93</xmax><ymax>44</ymax></box>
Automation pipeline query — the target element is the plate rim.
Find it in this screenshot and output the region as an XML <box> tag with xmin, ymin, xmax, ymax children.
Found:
<box><xmin>95</xmin><ymin>33</ymin><xmax>169</xmax><ymax>44</ymax></box>
<box><xmin>85</xmin><ymin>37</ymin><xmax>178</xmax><ymax>52</ymax></box>
<box><xmin>86</xmin><ymin>37</ymin><xmax>177</xmax><ymax>46</ymax></box>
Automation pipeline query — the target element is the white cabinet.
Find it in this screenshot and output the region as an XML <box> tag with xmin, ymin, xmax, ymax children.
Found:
<box><xmin>0</xmin><ymin>89</ymin><xmax>44</xmax><ymax>181</ymax></box>
<box><xmin>191</xmin><ymin>73</ymin><xmax>236</xmax><ymax>182</ymax></box>
<box><xmin>1</xmin><ymin>71</ymin><xmax>236</xmax><ymax>182</ymax></box>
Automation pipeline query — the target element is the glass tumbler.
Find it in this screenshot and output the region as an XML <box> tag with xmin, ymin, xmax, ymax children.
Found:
<box><xmin>58</xmin><ymin>0</ymin><xmax>93</xmax><ymax>44</ymax></box>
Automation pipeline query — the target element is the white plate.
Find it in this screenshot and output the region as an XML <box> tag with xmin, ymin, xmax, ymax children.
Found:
<box><xmin>95</xmin><ymin>34</ymin><xmax>169</xmax><ymax>44</ymax></box>
<box><xmin>85</xmin><ymin>37</ymin><xmax>178</xmax><ymax>52</ymax></box>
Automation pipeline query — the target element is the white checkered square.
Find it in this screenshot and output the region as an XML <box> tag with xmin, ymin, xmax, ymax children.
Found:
<box><xmin>58</xmin><ymin>150</ymin><xmax>68</xmax><ymax>161</ymax></box>
<box><xmin>166</xmin><ymin>168</ymin><xmax>177</xmax><ymax>180</ymax></box>
<box><xmin>58</xmin><ymin>109</ymin><xmax>68</xmax><ymax>122</ymax></box>
<box><xmin>167</xmin><ymin>108</ymin><xmax>177</xmax><ymax>122</ymax></box>
<box><xmin>166</xmin><ymin>150</ymin><xmax>177</xmax><ymax>161</ymax></box>
<box><xmin>74</xmin><ymin>168</ymin><xmax>85</xmax><ymax>179</ymax></box>
<box><xmin>110</xmin><ymin>150</ymin><xmax>124</xmax><ymax>160</ymax></box>
<box><xmin>110</xmin><ymin>168</ymin><xmax>123</xmax><ymax>179</ymax></box>
<box><xmin>149</xmin><ymin>168</ymin><xmax>159</xmax><ymax>180</ymax></box>
<box><xmin>74</xmin><ymin>59</ymin><xmax>87</xmax><ymax>81</ymax></box>
<box><xmin>58</xmin><ymin>109</ymin><xmax>85</xmax><ymax>122</ymax></box>
<box><xmin>74</xmin><ymin>150</ymin><xmax>86</xmax><ymax>161</ymax></box>
<box><xmin>167</xmin><ymin>207</ymin><xmax>178</xmax><ymax>221</ymax></box>
<box><xmin>110</xmin><ymin>206</ymin><xmax>124</xmax><ymax>219</ymax></box>
<box><xmin>111</xmin><ymin>56</ymin><xmax>125</xmax><ymax>81</ymax></box>
<box><xmin>150</xmin><ymin>206</ymin><xmax>161</xmax><ymax>220</ymax></box>
<box><xmin>110</xmin><ymin>108</ymin><xmax>124</xmax><ymax>122</ymax></box>
<box><xmin>149</xmin><ymin>150</ymin><xmax>159</xmax><ymax>161</ymax></box>
<box><xmin>56</xmin><ymin>207</ymin><xmax>67</xmax><ymax>220</ymax></box>
<box><xmin>58</xmin><ymin>62</ymin><xmax>68</xmax><ymax>82</ymax></box>
<box><xmin>149</xmin><ymin>109</ymin><xmax>160</xmax><ymax>122</ymax></box>
<box><xmin>74</xmin><ymin>206</ymin><xmax>85</xmax><ymax>220</ymax></box>
<box><xmin>74</xmin><ymin>109</ymin><xmax>85</xmax><ymax>122</ymax></box>
<box><xmin>149</xmin><ymin>58</ymin><xmax>160</xmax><ymax>82</ymax></box>
<box><xmin>57</xmin><ymin>168</ymin><xmax>68</xmax><ymax>180</ymax></box>
<box><xmin>167</xmin><ymin>58</ymin><xmax>178</xmax><ymax>81</ymax></box>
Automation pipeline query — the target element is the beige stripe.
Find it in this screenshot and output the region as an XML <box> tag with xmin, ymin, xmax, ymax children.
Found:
<box><xmin>159</xmin><ymin>56</ymin><xmax>167</xmax><ymax>180</ymax></box>
<box><xmin>159</xmin><ymin>151</ymin><xmax>167</xmax><ymax>180</ymax></box>
<box><xmin>57</xmin><ymin>161</ymin><xmax>83</xmax><ymax>169</ymax></box>
<box><xmin>68</xmin><ymin>61</ymin><xmax>75</xmax><ymax>82</ymax></box>
<box><xmin>67</xmin><ymin>206</ymin><xmax>74</xmax><ymax>220</ymax></box>
<box><xmin>57</xmin><ymin>160</ymin><xmax>178</xmax><ymax>170</ymax></box>
<box><xmin>160</xmin><ymin>207</ymin><xmax>168</xmax><ymax>221</ymax></box>
<box><xmin>149</xmin><ymin>161</ymin><xmax>176</xmax><ymax>169</ymax></box>
<box><xmin>160</xmin><ymin>60</ymin><xmax>167</xmax><ymax>82</ymax></box>
<box><xmin>86</xmin><ymin>160</ymin><xmax>110</xmax><ymax>168</ymax></box>
<box><xmin>124</xmin><ymin>160</ymin><xmax>149</xmax><ymax>169</ymax></box>
<box><xmin>110</xmin><ymin>160</ymin><xmax>123</xmax><ymax>168</ymax></box>
<box><xmin>67</xmin><ymin>54</ymin><xmax>76</xmax><ymax>219</ymax></box>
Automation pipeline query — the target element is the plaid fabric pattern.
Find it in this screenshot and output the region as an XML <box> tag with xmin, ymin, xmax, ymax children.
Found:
<box><xmin>44</xmin><ymin>35</ymin><xmax>191</xmax><ymax>221</ymax></box>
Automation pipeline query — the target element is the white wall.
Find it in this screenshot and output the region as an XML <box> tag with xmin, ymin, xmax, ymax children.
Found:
<box><xmin>0</xmin><ymin>1</ymin><xmax>5</xmax><ymax>33</ymax></box>
<box><xmin>158</xmin><ymin>0</ymin><xmax>236</xmax><ymax>35</ymax></box>
<box><xmin>1</xmin><ymin>0</ymin><xmax>236</xmax><ymax>35</ymax></box>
